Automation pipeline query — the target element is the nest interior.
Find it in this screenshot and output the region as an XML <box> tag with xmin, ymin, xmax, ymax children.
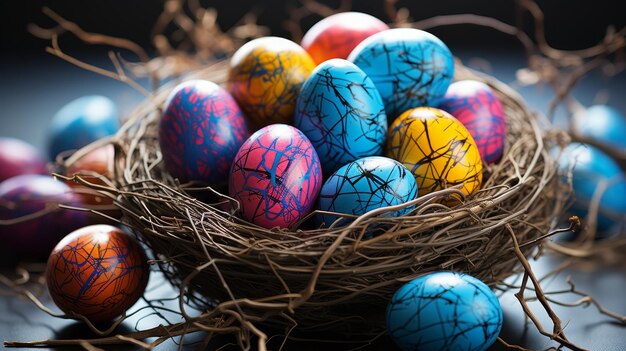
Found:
<box><xmin>104</xmin><ymin>61</ymin><xmax>565</xmax><ymax>336</ymax></box>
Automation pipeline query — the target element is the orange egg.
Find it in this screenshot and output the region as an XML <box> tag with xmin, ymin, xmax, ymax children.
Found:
<box><xmin>64</xmin><ymin>145</ymin><xmax>114</xmax><ymax>206</ymax></box>
<box><xmin>301</xmin><ymin>12</ymin><xmax>389</xmax><ymax>65</ymax></box>
<box><xmin>46</xmin><ymin>225</ymin><xmax>149</xmax><ymax>323</ymax></box>
<box><xmin>227</xmin><ymin>37</ymin><xmax>315</xmax><ymax>126</ymax></box>
<box><xmin>386</xmin><ymin>107</ymin><xmax>483</xmax><ymax>202</ymax></box>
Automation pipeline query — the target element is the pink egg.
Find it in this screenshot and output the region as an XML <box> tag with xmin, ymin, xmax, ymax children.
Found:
<box><xmin>437</xmin><ymin>80</ymin><xmax>507</xmax><ymax>164</ymax></box>
<box><xmin>0</xmin><ymin>138</ymin><xmax>47</xmax><ymax>182</ymax></box>
<box><xmin>229</xmin><ymin>124</ymin><xmax>323</xmax><ymax>229</ymax></box>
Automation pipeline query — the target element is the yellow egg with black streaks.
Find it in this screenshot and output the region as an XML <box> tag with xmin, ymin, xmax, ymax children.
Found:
<box><xmin>386</xmin><ymin>107</ymin><xmax>483</xmax><ymax>202</ymax></box>
<box><xmin>227</xmin><ymin>37</ymin><xmax>316</xmax><ymax>127</ymax></box>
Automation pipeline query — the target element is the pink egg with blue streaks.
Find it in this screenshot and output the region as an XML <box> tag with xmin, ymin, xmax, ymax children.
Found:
<box><xmin>437</xmin><ymin>80</ymin><xmax>507</xmax><ymax>164</ymax></box>
<box><xmin>159</xmin><ymin>80</ymin><xmax>250</xmax><ymax>184</ymax></box>
<box><xmin>229</xmin><ymin>124</ymin><xmax>323</xmax><ymax>229</ymax></box>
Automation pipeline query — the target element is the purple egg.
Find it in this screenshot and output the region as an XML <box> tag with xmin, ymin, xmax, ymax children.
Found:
<box><xmin>0</xmin><ymin>137</ymin><xmax>48</xmax><ymax>183</ymax></box>
<box><xmin>0</xmin><ymin>175</ymin><xmax>88</xmax><ymax>260</ymax></box>
<box><xmin>159</xmin><ymin>80</ymin><xmax>250</xmax><ymax>184</ymax></box>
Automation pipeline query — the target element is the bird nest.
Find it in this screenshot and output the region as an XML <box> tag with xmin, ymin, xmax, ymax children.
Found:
<box><xmin>95</xmin><ymin>60</ymin><xmax>566</xmax><ymax>340</ymax></box>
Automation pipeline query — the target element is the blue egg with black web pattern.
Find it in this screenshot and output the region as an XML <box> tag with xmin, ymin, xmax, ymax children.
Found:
<box><xmin>348</xmin><ymin>28</ymin><xmax>454</xmax><ymax>120</ymax></box>
<box><xmin>295</xmin><ymin>59</ymin><xmax>387</xmax><ymax>175</ymax></box>
<box><xmin>387</xmin><ymin>271</ymin><xmax>503</xmax><ymax>351</ymax></box>
<box><xmin>317</xmin><ymin>156</ymin><xmax>417</xmax><ymax>226</ymax></box>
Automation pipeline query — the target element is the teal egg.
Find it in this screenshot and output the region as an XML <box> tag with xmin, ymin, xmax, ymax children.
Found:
<box><xmin>295</xmin><ymin>59</ymin><xmax>387</xmax><ymax>175</ymax></box>
<box><xmin>48</xmin><ymin>96</ymin><xmax>119</xmax><ymax>160</ymax></box>
<box><xmin>387</xmin><ymin>272</ymin><xmax>503</xmax><ymax>351</ymax></box>
<box><xmin>317</xmin><ymin>156</ymin><xmax>417</xmax><ymax>226</ymax></box>
<box><xmin>574</xmin><ymin>105</ymin><xmax>626</xmax><ymax>151</ymax></box>
<box><xmin>348</xmin><ymin>28</ymin><xmax>454</xmax><ymax>119</ymax></box>
<box><xmin>556</xmin><ymin>143</ymin><xmax>626</xmax><ymax>232</ymax></box>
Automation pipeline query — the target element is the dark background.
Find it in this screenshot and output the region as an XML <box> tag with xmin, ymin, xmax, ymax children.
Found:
<box><xmin>2</xmin><ymin>0</ymin><xmax>626</xmax><ymax>54</ymax></box>
<box><xmin>1</xmin><ymin>1</ymin><xmax>625</xmax><ymax>350</ymax></box>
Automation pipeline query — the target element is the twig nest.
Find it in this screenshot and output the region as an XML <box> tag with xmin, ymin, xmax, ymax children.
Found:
<box><xmin>108</xmin><ymin>62</ymin><xmax>564</xmax><ymax>337</ymax></box>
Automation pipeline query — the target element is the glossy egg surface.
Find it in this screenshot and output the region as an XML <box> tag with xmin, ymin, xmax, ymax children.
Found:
<box><xmin>301</xmin><ymin>12</ymin><xmax>389</xmax><ymax>64</ymax></box>
<box><xmin>0</xmin><ymin>175</ymin><xmax>88</xmax><ymax>258</ymax></box>
<box><xmin>317</xmin><ymin>156</ymin><xmax>417</xmax><ymax>226</ymax></box>
<box><xmin>437</xmin><ymin>80</ymin><xmax>506</xmax><ymax>164</ymax></box>
<box><xmin>159</xmin><ymin>80</ymin><xmax>250</xmax><ymax>183</ymax></box>
<box><xmin>295</xmin><ymin>59</ymin><xmax>387</xmax><ymax>175</ymax></box>
<box><xmin>227</xmin><ymin>37</ymin><xmax>315</xmax><ymax>126</ymax></box>
<box><xmin>348</xmin><ymin>28</ymin><xmax>454</xmax><ymax>119</ymax></box>
<box><xmin>48</xmin><ymin>95</ymin><xmax>118</xmax><ymax>161</ymax></box>
<box><xmin>387</xmin><ymin>272</ymin><xmax>503</xmax><ymax>351</ymax></box>
<box><xmin>386</xmin><ymin>107</ymin><xmax>483</xmax><ymax>202</ymax></box>
<box><xmin>229</xmin><ymin>124</ymin><xmax>322</xmax><ymax>229</ymax></box>
<box><xmin>46</xmin><ymin>225</ymin><xmax>149</xmax><ymax>323</ymax></box>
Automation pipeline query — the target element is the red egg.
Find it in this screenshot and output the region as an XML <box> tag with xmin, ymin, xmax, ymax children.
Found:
<box><xmin>229</xmin><ymin>124</ymin><xmax>323</xmax><ymax>229</ymax></box>
<box><xmin>0</xmin><ymin>175</ymin><xmax>88</xmax><ymax>260</ymax></box>
<box><xmin>437</xmin><ymin>80</ymin><xmax>507</xmax><ymax>164</ymax></box>
<box><xmin>46</xmin><ymin>225</ymin><xmax>149</xmax><ymax>323</ymax></box>
<box><xmin>0</xmin><ymin>137</ymin><xmax>47</xmax><ymax>183</ymax></box>
<box><xmin>301</xmin><ymin>12</ymin><xmax>389</xmax><ymax>65</ymax></box>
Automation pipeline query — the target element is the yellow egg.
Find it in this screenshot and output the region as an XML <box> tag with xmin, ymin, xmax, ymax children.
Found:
<box><xmin>386</xmin><ymin>107</ymin><xmax>483</xmax><ymax>202</ymax></box>
<box><xmin>227</xmin><ymin>37</ymin><xmax>316</xmax><ymax>127</ymax></box>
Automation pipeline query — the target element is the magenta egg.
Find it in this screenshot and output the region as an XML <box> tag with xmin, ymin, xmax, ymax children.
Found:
<box><xmin>159</xmin><ymin>80</ymin><xmax>250</xmax><ymax>184</ymax></box>
<box><xmin>0</xmin><ymin>138</ymin><xmax>47</xmax><ymax>183</ymax></box>
<box><xmin>437</xmin><ymin>80</ymin><xmax>507</xmax><ymax>164</ymax></box>
<box><xmin>0</xmin><ymin>175</ymin><xmax>88</xmax><ymax>260</ymax></box>
<box><xmin>229</xmin><ymin>124</ymin><xmax>323</xmax><ymax>229</ymax></box>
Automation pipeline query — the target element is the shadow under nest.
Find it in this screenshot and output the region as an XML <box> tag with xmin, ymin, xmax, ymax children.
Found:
<box><xmin>98</xmin><ymin>60</ymin><xmax>566</xmax><ymax>340</ymax></box>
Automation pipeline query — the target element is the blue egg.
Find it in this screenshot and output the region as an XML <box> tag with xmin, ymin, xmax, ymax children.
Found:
<box><xmin>348</xmin><ymin>28</ymin><xmax>454</xmax><ymax>119</ymax></box>
<box><xmin>317</xmin><ymin>156</ymin><xmax>417</xmax><ymax>226</ymax></box>
<box><xmin>160</xmin><ymin>80</ymin><xmax>250</xmax><ymax>184</ymax></box>
<box><xmin>575</xmin><ymin>105</ymin><xmax>626</xmax><ymax>151</ymax></box>
<box><xmin>48</xmin><ymin>96</ymin><xmax>119</xmax><ymax>160</ymax></box>
<box><xmin>556</xmin><ymin>143</ymin><xmax>626</xmax><ymax>232</ymax></box>
<box><xmin>387</xmin><ymin>272</ymin><xmax>503</xmax><ymax>351</ymax></box>
<box><xmin>295</xmin><ymin>59</ymin><xmax>387</xmax><ymax>175</ymax></box>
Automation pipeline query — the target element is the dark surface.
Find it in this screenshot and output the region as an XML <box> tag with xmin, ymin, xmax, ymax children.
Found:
<box><xmin>1</xmin><ymin>1</ymin><xmax>626</xmax><ymax>350</ymax></box>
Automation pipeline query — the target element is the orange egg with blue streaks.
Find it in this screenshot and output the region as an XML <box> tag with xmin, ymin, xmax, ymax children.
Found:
<box><xmin>386</xmin><ymin>107</ymin><xmax>483</xmax><ymax>202</ymax></box>
<box><xmin>46</xmin><ymin>225</ymin><xmax>149</xmax><ymax>323</ymax></box>
<box><xmin>227</xmin><ymin>37</ymin><xmax>315</xmax><ymax>126</ymax></box>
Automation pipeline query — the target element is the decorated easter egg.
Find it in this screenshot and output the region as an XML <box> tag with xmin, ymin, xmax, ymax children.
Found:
<box><xmin>556</xmin><ymin>143</ymin><xmax>626</xmax><ymax>232</ymax></box>
<box><xmin>227</xmin><ymin>37</ymin><xmax>315</xmax><ymax>126</ymax></box>
<box><xmin>64</xmin><ymin>145</ymin><xmax>117</xmax><ymax>211</ymax></box>
<box><xmin>301</xmin><ymin>12</ymin><xmax>389</xmax><ymax>65</ymax></box>
<box><xmin>0</xmin><ymin>175</ymin><xmax>88</xmax><ymax>259</ymax></box>
<box><xmin>348</xmin><ymin>28</ymin><xmax>454</xmax><ymax>119</ymax></box>
<box><xmin>386</xmin><ymin>107</ymin><xmax>483</xmax><ymax>202</ymax></box>
<box><xmin>159</xmin><ymin>80</ymin><xmax>250</xmax><ymax>184</ymax></box>
<box><xmin>46</xmin><ymin>225</ymin><xmax>149</xmax><ymax>323</ymax></box>
<box><xmin>437</xmin><ymin>80</ymin><xmax>507</xmax><ymax>164</ymax></box>
<box><xmin>48</xmin><ymin>95</ymin><xmax>118</xmax><ymax>161</ymax></box>
<box><xmin>317</xmin><ymin>156</ymin><xmax>417</xmax><ymax>226</ymax></box>
<box><xmin>0</xmin><ymin>137</ymin><xmax>47</xmax><ymax>183</ymax></box>
<box><xmin>295</xmin><ymin>59</ymin><xmax>387</xmax><ymax>175</ymax></box>
<box><xmin>387</xmin><ymin>272</ymin><xmax>503</xmax><ymax>351</ymax></box>
<box><xmin>574</xmin><ymin>105</ymin><xmax>626</xmax><ymax>151</ymax></box>
<box><xmin>229</xmin><ymin>124</ymin><xmax>323</xmax><ymax>229</ymax></box>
